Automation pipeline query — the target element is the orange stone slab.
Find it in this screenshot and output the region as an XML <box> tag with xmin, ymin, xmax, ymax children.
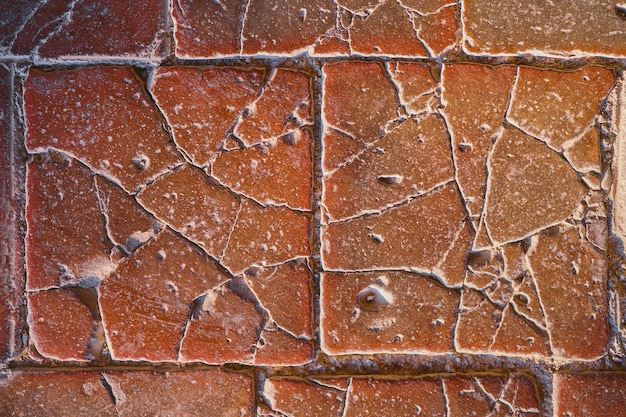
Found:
<box><xmin>322</xmin><ymin>182</ymin><xmax>465</xmax><ymax>271</ymax></box>
<box><xmin>554</xmin><ymin>373</ymin><xmax>626</xmax><ymax>416</ymax></box>
<box><xmin>0</xmin><ymin>372</ymin><xmax>115</xmax><ymax>416</ymax></box>
<box><xmin>5</xmin><ymin>0</ymin><xmax>165</xmax><ymax>58</ymax></box>
<box><xmin>323</xmin><ymin>115</ymin><xmax>454</xmax><ymax>220</ymax></box>
<box><xmin>25</xmin><ymin>67</ymin><xmax>182</xmax><ymax>193</ymax></box>
<box><xmin>508</xmin><ymin>67</ymin><xmax>614</xmax><ymax>149</ymax></box>
<box><xmin>136</xmin><ymin>164</ymin><xmax>240</xmax><ymax>260</ymax></box>
<box><xmin>529</xmin><ymin>227</ymin><xmax>609</xmax><ymax>359</ymax></box>
<box><xmin>263</xmin><ymin>378</ymin><xmax>347</xmax><ymax>417</ymax></box>
<box><xmin>321</xmin><ymin>271</ymin><xmax>459</xmax><ymax>354</ymax></box>
<box><xmin>150</xmin><ymin>67</ymin><xmax>263</xmax><ymax>167</ymax></box>
<box><xmin>104</xmin><ymin>370</ymin><xmax>253</xmax><ymax>416</ymax></box>
<box><xmin>26</xmin><ymin>155</ymin><xmax>110</xmax><ymax>290</ymax></box>
<box><xmin>455</xmin><ymin>288</ymin><xmax>503</xmax><ymax>353</ymax></box>
<box><xmin>99</xmin><ymin>228</ymin><xmax>231</xmax><ymax>361</ymax></box>
<box><xmin>386</xmin><ymin>62</ymin><xmax>438</xmax><ymax>115</ymax></box>
<box><xmin>564</xmin><ymin>128</ymin><xmax>602</xmax><ymax>173</ymax></box>
<box><xmin>254</xmin><ymin>327</ymin><xmax>314</xmax><ymax>366</ymax></box>
<box><xmin>463</xmin><ymin>0</ymin><xmax>626</xmax><ymax>57</ymax></box>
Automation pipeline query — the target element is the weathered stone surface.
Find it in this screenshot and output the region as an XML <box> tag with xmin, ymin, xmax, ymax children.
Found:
<box><xmin>253</xmin><ymin>327</ymin><xmax>314</xmax><ymax>365</ymax></box>
<box><xmin>386</xmin><ymin>62</ymin><xmax>438</xmax><ymax>115</ymax></box>
<box><xmin>25</xmin><ymin>67</ymin><xmax>182</xmax><ymax>193</ymax></box>
<box><xmin>564</xmin><ymin>128</ymin><xmax>602</xmax><ymax>173</ymax></box>
<box><xmin>463</xmin><ymin>0</ymin><xmax>626</xmax><ymax>57</ymax></box>
<box><xmin>263</xmin><ymin>378</ymin><xmax>347</xmax><ymax>417</ymax></box>
<box><xmin>554</xmin><ymin>373</ymin><xmax>626</xmax><ymax>416</ymax></box>
<box><xmin>321</xmin><ymin>271</ymin><xmax>458</xmax><ymax>354</ymax></box>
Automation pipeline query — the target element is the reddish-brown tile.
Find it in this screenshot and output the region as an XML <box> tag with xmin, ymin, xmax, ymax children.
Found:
<box><xmin>0</xmin><ymin>371</ymin><xmax>115</xmax><ymax>416</ymax></box>
<box><xmin>386</xmin><ymin>62</ymin><xmax>438</xmax><ymax>115</ymax></box>
<box><xmin>254</xmin><ymin>327</ymin><xmax>314</xmax><ymax>366</ymax></box>
<box><xmin>321</xmin><ymin>271</ymin><xmax>458</xmax><ymax>354</ymax></box>
<box><xmin>150</xmin><ymin>67</ymin><xmax>264</xmax><ymax>167</ymax></box>
<box><xmin>554</xmin><ymin>373</ymin><xmax>626</xmax><ymax>416</ymax></box>
<box><xmin>463</xmin><ymin>0</ymin><xmax>626</xmax><ymax>57</ymax></box>
<box><xmin>99</xmin><ymin>228</ymin><xmax>231</xmax><ymax>361</ymax></box>
<box><xmin>455</xmin><ymin>288</ymin><xmax>505</xmax><ymax>353</ymax></box>
<box><xmin>104</xmin><ymin>370</ymin><xmax>253</xmax><ymax>416</ymax></box>
<box><xmin>263</xmin><ymin>378</ymin><xmax>347</xmax><ymax>417</ymax></box>
<box><xmin>25</xmin><ymin>67</ymin><xmax>182</xmax><ymax>193</ymax></box>
<box><xmin>564</xmin><ymin>128</ymin><xmax>602</xmax><ymax>173</ymax></box>
<box><xmin>5</xmin><ymin>0</ymin><xmax>165</xmax><ymax>58</ymax></box>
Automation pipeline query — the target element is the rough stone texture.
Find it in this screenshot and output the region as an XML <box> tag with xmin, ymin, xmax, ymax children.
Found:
<box><xmin>554</xmin><ymin>373</ymin><xmax>626</xmax><ymax>416</ymax></box>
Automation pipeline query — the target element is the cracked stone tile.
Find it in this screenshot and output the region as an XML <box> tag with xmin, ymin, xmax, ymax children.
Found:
<box><xmin>243</xmin><ymin>0</ymin><xmax>337</xmax><ymax>55</ymax></box>
<box><xmin>0</xmin><ymin>371</ymin><xmax>115</xmax><ymax>416</ymax></box>
<box><xmin>262</xmin><ymin>378</ymin><xmax>347</xmax><ymax>417</ymax></box>
<box><xmin>529</xmin><ymin>226</ymin><xmax>609</xmax><ymax>359</ymax></box>
<box><xmin>103</xmin><ymin>370</ymin><xmax>253</xmax><ymax>416</ymax></box>
<box><xmin>386</xmin><ymin>62</ymin><xmax>438</xmax><ymax>115</ymax></box>
<box><xmin>482</xmin><ymin>127</ymin><xmax>586</xmax><ymax>246</ymax></box>
<box><xmin>488</xmin><ymin>304</ymin><xmax>551</xmax><ymax>357</ymax></box>
<box><xmin>254</xmin><ymin>326</ymin><xmax>314</xmax><ymax>366</ymax></box>
<box><xmin>136</xmin><ymin>164</ymin><xmax>240</xmax><ymax>260</ymax></box>
<box><xmin>26</xmin><ymin>155</ymin><xmax>111</xmax><ymax>290</ymax></box>
<box><xmin>554</xmin><ymin>373</ymin><xmax>626</xmax><ymax>416</ymax></box>
<box><xmin>463</xmin><ymin>0</ymin><xmax>626</xmax><ymax>57</ymax></box>
<box><xmin>345</xmin><ymin>377</ymin><xmax>446</xmax><ymax>416</ymax></box>
<box><xmin>321</xmin><ymin>182</ymin><xmax>465</xmax><ymax>271</ymax></box>
<box><xmin>508</xmin><ymin>67</ymin><xmax>614</xmax><ymax>150</ymax></box>
<box><xmin>221</xmin><ymin>199</ymin><xmax>311</xmax><ymax>275</ymax></box>
<box><xmin>244</xmin><ymin>261</ymin><xmax>312</xmax><ymax>338</ymax></box>
<box><xmin>179</xmin><ymin>280</ymin><xmax>262</xmax><ymax>364</ymax></box>
<box><xmin>323</xmin><ymin>115</ymin><xmax>454</xmax><ymax>220</ymax></box>
<box><xmin>321</xmin><ymin>271</ymin><xmax>459</xmax><ymax>354</ymax></box>
<box><xmin>441</xmin><ymin>64</ymin><xmax>517</xmax><ymax>218</ymax></box>
<box><xmin>212</xmin><ymin>129</ymin><xmax>313</xmax><ymax>211</ymax></box>
<box><xmin>25</xmin><ymin>67</ymin><xmax>182</xmax><ymax>194</ymax></box>
<box><xmin>150</xmin><ymin>66</ymin><xmax>264</xmax><ymax>167</ymax></box>
<box><xmin>27</xmin><ymin>288</ymin><xmax>96</xmax><ymax>361</ymax></box>
<box><xmin>233</xmin><ymin>69</ymin><xmax>312</xmax><ymax>147</ymax></box>
<box><xmin>563</xmin><ymin>128</ymin><xmax>602</xmax><ymax>173</ymax></box>
<box><xmin>99</xmin><ymin>228</ymin><xmax>231</xmax><ymax>361</ymax></box>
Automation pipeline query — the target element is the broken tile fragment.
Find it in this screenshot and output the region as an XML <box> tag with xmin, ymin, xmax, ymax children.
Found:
<box><xmin>386</xmin><ymin>62</ymin><xmax>438</xmax><ymax>115</ymax></box>
<box><xmin>104</xmin><ymin>370</ymin><xmax>253</xmax><ymax>416</ymax></box>
<box><xmin>222</xmin><ymin>199</ymin><xmax>310</xmax><ymax>275</ymax></box>
<box><xmin>508</xmin><ymin>67</ymin><xmax>614</xmax><ymax>149</ymax></box>
<box><xmin>212</xmin><ymin>129</ymin><xmax>313</xmax><ymax>210</ymax></box>
<box><xmin>564</xmin><ymin>128</ymin><xmax>602</xmax><ymax>173</ymax></box>
<box><xmin>0</xmin><ymin>372</ymin><xmax>115</xmax><ymax>416</ymax></box>
<box><xmin>25</xmin><ymin>67</ymin><xmax>182</xmax><ymax>193</ymax></box>
<box><xmin>455</xmin><ymin>288</ymin><xmax>504</xmax><ymax>353</ymax></box>
<box><xmin>483</xmin><ymin>128</ymin><xmax>586</xmax><ymax>246</ymax></box>
<box><xmin>4</xmin><ymin>0</ymin><xmax>165</xmax><ymax>58</ymax></box>
<box><xmin>489</xmin><ymin>305</ymin><xmax>551</xmax><ymax>357</ymax></box>
<box><xmin>263</xmin><ymin>378</ymin><xmax>346</xmax><ymax>416</ymax></box>
<box><xmin>26</xmin><ymin>155</ymin><xmax>111</xmax><ymax>290</ymax></box>
<box><xmin>554</xmin><ymin>373</ymin><xmax>626</xmax><ymax>416</ymax></box>
<box><xmin>137</xmin><ymin>164</ymin><xmax>240</xmax><ymax>260</ymax></box>
<box><xmin>414</xmin><ymin>5</ymin><xmax>457</xmax><ymax>56</ymax></box>
<box><xmin>322</xmin><ymin>182</ymin><xmax>465</xmax><ymax>271</ymax></box>
<box><xmin>99</xmin><ymin>228</ymin><xmax>231</xmax><ymax>361</ymax></box>
<box><xmin>27</xmin><ymin>289</ymin><xmax>95</xmax><ymax>360</ymax></box>
<box><xmin>321</xmin><ymin>271</ymin><xmax>458</xmax><ymax>354</ymax></box>
<box><xmin>529</xmin><ymin>227</ymin><xmax>609</xmax><ymax>359</ymax></box>
<box><xmin>254</xmin><ymin>327</ymin><xmax>314</xmax><ymax>366</ymax></box>
<box><xmin>150</xmin><ymin>67</ymin><xmax>263</xmax><ymax>166</ymax></box>
<box><xmin>345</xmin><ymin>378</ymin><xmax>446</xmax><ymax>417</ymax></box>
<box><xmin>463</xmin><ymin>0</ymin><xmax>626</xmax><ymax>57</ymax></box>
<box><xmin>323</xmin><ymin>115</ymin><xmax>454</xmax><ymax>220</ymax></box>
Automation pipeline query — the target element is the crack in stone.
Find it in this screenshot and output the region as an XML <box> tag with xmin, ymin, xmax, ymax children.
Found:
<box><xmin>31</xmin><ymin>0</ymin><xmax>81</xmax><ymax>61</ymax></box>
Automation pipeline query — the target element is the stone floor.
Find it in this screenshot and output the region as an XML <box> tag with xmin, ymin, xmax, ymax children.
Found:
<box><xmin>1</xmin><ymin>1</ymin><xmax>626</xmax><ymax>415</ymax></box>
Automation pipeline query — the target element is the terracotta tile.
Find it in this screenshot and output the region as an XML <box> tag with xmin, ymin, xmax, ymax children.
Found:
<box><xmin>323</xmin><ymin>115</ymin><xmax>454</xmax><ymax>220</ymax></box>
<box><xmin>212</xmin><ymin>129</ymin><xmax>313</xmax><ymax>210</ymax></box>
<box><xmin>346</xmin><ymin>377</ymin><xmax>446</xmax><ymax>417</ymax></box>
<box><xmin>27</xmin><ymin>289</ymin><xmax>95</xmax><ymax>360</ymax></box>
<box><xmin>509</xmin><ymin>67</ymin><xmax>614</xmax><ymax>150</ymax></box>
<box><xmin>483</xmin><ymin>127</ymin><xmax>586</xmax><ymax>246</ymax></box>
<box><xmin>321</xmin><ymin>271</ymin><xmax>458</xmax><ymax>354</ymax></box>
<box><xmin>103</xmin><ymin>370</ymin><xmax>253</xmax><ymax>416</ymax></box>
<box><xmin>136</xmin><ymin>164</ymin><xmax>240</xmax><ymax>260</ymax></box>
<box><xmin>243</xmin><ymin>0</ymin><xmax>337</xmax><ymax>55</ymax></box>
<box><xmin>463</xmin><ymin>0</ymin><xmax>626</xmax><ymax>57</ymax></box>
<box><xmin>244</xmin><ymin>261</ymin><xmax>312</xmax><ymax>338</ymax></box>
<box><xmin>234</xmin><ymin>69</ymin><xmax>312</xmax><ymax>146</ymax></box>
<box><xmin>455</xmin><ymin>288</ymin><xmax>503</xmax><ymax>352</ymax></box>
<box><xmin>489</xmin><ymin>305</ymin><xmax>551</xmax><ymax>357</ymax></box>
<box><xmin>25</xmin><ymin>67</ymin><xmax>182</xmax><ymax>194</ymax></box>
<box><xmin>500</xmin><ymin>374</ymin><xmax>541</xmax><ymax>413</ymax></box>
<box><xmin>432</xmin><ymin>221</ymin><xmax>473</xmax><ymax>287</ymax></box>
<box><xmin>6</xmin><ymin>0</ymin><xmax>165</xmax><ymax>58</ymax></box>
<box><xmin>179</xmin><ymin>280</ymin><xmax>262</xmax><ymax>364</ymax></box>
<box><xmin>416</xmin><ymin>5</ymin><xmax>458</xmax><ymax>56</ymax></box>
<box><xmin>25</xmin><ymin>155</ymin><xmax>111</xmax><ymax>290</ymax></box>
<box><xmin>254</xmin><ymin>327</ymin><xmax>314</xmax><ymax>366</ymax></box>
<box><xmin>441</xmin><ymin>64</ymin><xmax>517</xmax><ymax>217</ymax></box>
<box><xmin>99</xmin><ymin>228</ymin><xmax>231</xmax><ymax>361</ymax></box>
<box><xmin>150</xmin><ymin>67</ymin><xmax>263</xmax><ymax>167</ymax></box>
<box><xmin>398</xmin><ymin>0</ymin><xmax>452</xmax><ymax>14</ymax></box>
<box><xmin>263</xmin><ymin>378</ymin><xmax>347</xmax><ymax>417</ymax></box>
<box><xmin>322</xmin><ymin>182</ymin><xmax>465</xmax><ymax>271</ymax></box>
<box><xmin>386</xmin><ymin>62</ymin><xmax>438</xmax><ymax>115</ymax></box>
<box><xmin>0</xmin><ymin>0</ymin><xmax>36</xmax><ymax>54</ymax></box>
<box><xmin>554</xmin><ymin>373</ymin><xmax>626</xmax><ymax>416</ymax></box>
<box><xmin>564</xmin><ymin>128</ymin><xmax>602</xmax><ymax>173</ymax></box>
<box><xmin>221</xmin><ymin>199</ymin><xmax>311</xmax><ymax>275</ymax></box>
<box><xmin>0</xmin><ymin>371</ymin><xmax>115</xmax><ymax>416</ymax></box>
<box><xmin>173</xmin><ymin>0</ymin><xmax>246</xmax><ymax>57</ymax></box>
<box><xmin>529</xmin><ymin>226</ymin><xmax>609</xmax><ymax>359</ymax></box>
